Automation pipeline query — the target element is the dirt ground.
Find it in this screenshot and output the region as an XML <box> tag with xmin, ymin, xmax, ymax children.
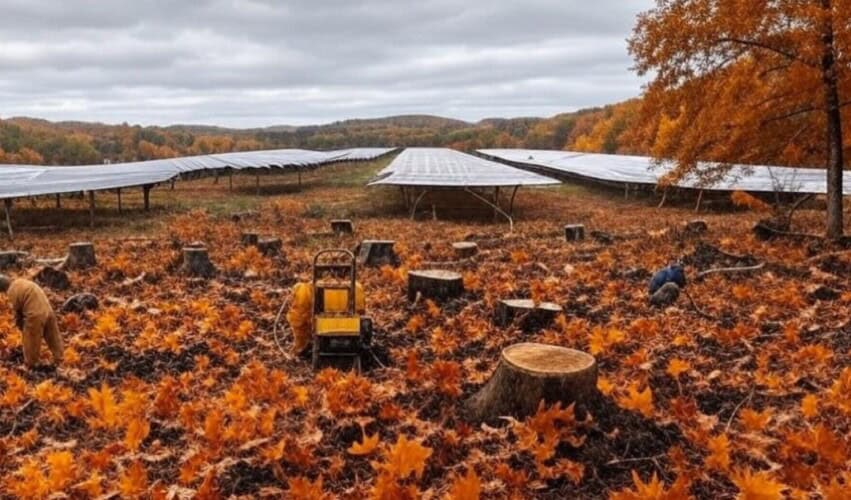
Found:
<box><xmin>1</xmin><ymin>157</ymin><xmax>849</xmax><ymax>499</ymax></box>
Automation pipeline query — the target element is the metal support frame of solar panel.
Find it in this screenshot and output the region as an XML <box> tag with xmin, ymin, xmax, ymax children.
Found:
<box><xmin>479</xmin><ymin>149</ymin><xmax>851</xmax><ymax>196</ymax></box>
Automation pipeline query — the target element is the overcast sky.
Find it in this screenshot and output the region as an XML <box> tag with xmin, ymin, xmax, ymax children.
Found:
<box><xmin>0</xmin><ymin>0</ymin><xmax>653</xmax><ymax>128</ymax></box>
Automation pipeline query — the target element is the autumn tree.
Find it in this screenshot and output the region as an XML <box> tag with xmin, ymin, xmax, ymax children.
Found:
<box><xmin>629</xmin><ymin>0</ymin><xmax>850</xmax><ymax>239</ymax></box>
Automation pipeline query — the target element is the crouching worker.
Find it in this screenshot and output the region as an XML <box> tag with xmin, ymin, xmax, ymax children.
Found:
<box><xmin>287</xmin><ymin>280</ymin><xmax>365</xmax><ymax>355</ymax></box>
<box><xmin>0</xmin><ymin>274</ymin><xmax>63</xmax><ymax>368</ymax></box>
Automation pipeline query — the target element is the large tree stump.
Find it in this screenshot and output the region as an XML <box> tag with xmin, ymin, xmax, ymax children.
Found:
<box><xmin>452</xmin><ymin>242</ymin><xmax>478</xmax><ymax>259</ymax></box>
<box><xmin>494</xmin><ymin>299</ymin><xmax>562</xmax><ymax>331</ymax></box>
<box><xmin>35</xmin><ymin>266</ymin><xmax>71</xmax><ymax>291</ymax></box>
<box><xmin>464</xmin><ymin>343</ymin><xmax>597</xmax><ymax>422</ymax></box>
<box><xmin>0</xmin><ymin>251</ymin><xmax>28</xmax><ymax>270</ymax></box>
<box><xmin>257</xmin><ymin>238</ymin><xmax>282</xmax><ymax>257</ymax></box>
<box><xmin>64</xmin><ymin>242</ymin><xmax>96</xmax><ymax>270</ymax></box>
<box><xmin>358</xmin><ymin>240</ymin><xmax>399</xmax><ymax>267</ymax></box>
<box><xmin>241</xmin><ymin>232</ymin><xmax>259</xmax><ymax>246</ymax></box>
<box><xmin>181</xmin><ymin>246</ymin><xmax>216</xmax><ymax>277</ymax></box>
<box><xmin>407</xmin><ymin>270</ymin><xmax>464</xmax><ymax>302</ymax></box>
<box><xmin>564</xmin><ymin>224</ymin><xmax>585</xmax><ymax>242</ymax></box>
<box><xmin>331</xmin><ymin>219</ymin><xmax>354</xmax><ymax>235</ymax></box>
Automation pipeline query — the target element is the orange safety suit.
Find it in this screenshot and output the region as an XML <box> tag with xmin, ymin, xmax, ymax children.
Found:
<box><xmin>6</xmin><ymin>279</ymin><xmax>63</xmax><ymax>366</ymax></box>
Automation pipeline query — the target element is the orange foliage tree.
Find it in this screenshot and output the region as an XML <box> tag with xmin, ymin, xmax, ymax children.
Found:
<box><xmin>629</xmin><ymin>0</ymin><xmax>851</xmax><ymax>238</ymax></box>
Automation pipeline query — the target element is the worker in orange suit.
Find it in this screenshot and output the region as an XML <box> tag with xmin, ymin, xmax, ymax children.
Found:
<box><xmin>0</xmin><ymin>274</ymin><xmax>63</xmax><ymax>368</ymax></box>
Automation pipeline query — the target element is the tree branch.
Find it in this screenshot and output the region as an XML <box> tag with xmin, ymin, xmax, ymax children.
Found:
<box><xmin>717</xmin><ymin>37</ymin><xmax>813</xmax><ymax>66</ymax></box>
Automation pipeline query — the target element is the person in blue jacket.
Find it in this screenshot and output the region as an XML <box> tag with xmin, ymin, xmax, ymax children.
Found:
<box><xmin>649</xmin><ymin>263</ymin><xmax>686</xmax><ymax>294</ymax></box>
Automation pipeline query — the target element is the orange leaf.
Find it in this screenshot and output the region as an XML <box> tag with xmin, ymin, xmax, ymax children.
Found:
<box><xmin>125</xmin><ymin>418</ymin><xmax>151</xmax><ymax>453</ymax></box>
<box><xmin>666</xmin><ymin>358</ymin><xmax>691</xmax><ymax>378</ymax></box>
<box><xmin>730</xmin><ymin>468</ymin><xmax>786</xmax><ymax>500</ymax></box>
<box><xmin>348</xmin><ymin>432</ymin><xmax>381</xmax><ymax>456</ymax></box>
<box><xmin>446</xmin><ymin>467</ymin><xmax>481</xmax><ymax>500</ymax></box>
<box><xmin>373</xmin><ymin>435</ymin><xmax>432</xmax><ymax>480</ymax></box>
<box><xmin>705</xmin><ymin>434</ymin><xmax>731</xmax><ymax>471</ymax></box>
<box><xmin>118</xmin><ymin>461</ymin><xmax>148</xmax><ymax>497</ymax></box>
<box><xmin>610</xmin><ymin>470</ymin><xmax>691</xmax><ymax>500</ymax></box>
<box><xmin>618</xmin><ymin>383</ymin><xmax>654</xmax><ymax>417</ymax></box>
<box><xmin>288</xmin><ymin>475</ymin><xmax>327</xmax><ymax>500</ymax></box>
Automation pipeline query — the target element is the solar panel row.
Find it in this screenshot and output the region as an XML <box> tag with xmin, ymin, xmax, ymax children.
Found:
<box><xmin>368</xmin><ymin>148</ymin><xmax>560</xmax><ymax>187</ymax></box>
<box><xmin>0</xmin><ymin>148</ymin><xmax>395</xmax><ymax>199</ymax></box>
<box><xmin>479</xmin><ymin>149</ymin><xmax>851</xmax><ymax>195</ymax></box>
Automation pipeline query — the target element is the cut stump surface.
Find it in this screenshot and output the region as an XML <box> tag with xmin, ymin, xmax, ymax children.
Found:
<box><xmin>452</xmin><ymin>242</ymin><xmax>479</xmax><ymax>259</ymax></box>
<box><xmin>331</xmin><ymin>219</ymin><xmax>354</xmax><ymax>235</ymax></box>
<box><xmin>358</xmin><ymin>240</ymin><xmax>398</xmax><ymax>267</ymax></box>
<box><xmin>64</xmin><ymin>242</ymin><xmax>96</xmax><ymax>270</ymax></box>
<box><xmin>494</xmin><ymin>299</ymin><xmax>562</xmax><ymax>331</ymax></box>
<box><xmin>181</xmin><ymin>247</ymin><xmax>216</xmax><ymax>278</ymax></box>
<box><xmin>464</xmin><ymin>343</ymin><xmax>597</xmax><ymax>422</ymax></box>
<box><xmin>565</xmin><ymin>224</ymin><xmax>585</xmax><ymax>242</ymax></box>
<box><xmin>408</xmin><ymin>269</ymin><xmax>464</xmax><ymax>302</ymax></box>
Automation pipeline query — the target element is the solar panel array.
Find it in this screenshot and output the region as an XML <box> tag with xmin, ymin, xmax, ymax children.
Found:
<box><xmin>369</xmin><ymin>148</ymin><xmax>560</xmax><ymax>187</ymax></box>
<box><xmin>0</xmin><ymin>148</ymin><xmax>395</xmax><ymax>199</ymax></box>
<box><xmin>479</xmin><ymin>149</ymin><xmax>851</xmax><ymax>195</ymax></box>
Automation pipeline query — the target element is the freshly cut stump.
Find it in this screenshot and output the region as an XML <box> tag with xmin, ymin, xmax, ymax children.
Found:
<box><xmin>181</xmin><ymin>247</ymin><xmax>216</xmax><ymax>277</ymax></box>
<box><xmin>408</xmin><ymin>270</ymin><xmax>464</xmax><ymax>302</ymax></box>
<box><xmin>0</xmin><ymin>251</ymin><xmax>27</xmax><ymax>270</ymax></box>
<box><xmin>64</xmin><ymin>242</ymin><xmax>96</xmax><ymax>270</ymax></box>
<box><xmin>564</xmin><ymin>224</ymin><xmax>585</xmax><ymax>242</ymax></box>
<box><xmin>241</xmin><ymin>232</ymin><xmax>260</xmax><ymax>246</ymax></box>
<box><xmin>464</xmin><ymin>343</ymin><xmax>597</xmax><ymax>422</ymax></box>
<box><xmin>331</xmin><ymin>219</ymin><xmax>354</xmax><ymax>235</ymax></box>
<box><xmin>452</xmin><ymin>242</ymin><xmax>479</xmax><ymax>259</ymax></box>
<box><xmin>358</xmin><ymin>240</ymin><xmax>398</xmax><ymax>267</ymax></box>
<box><xmin>494</xmin><ymin>299</ymin><xmax>562</xmax><ymax>331</ymax></box>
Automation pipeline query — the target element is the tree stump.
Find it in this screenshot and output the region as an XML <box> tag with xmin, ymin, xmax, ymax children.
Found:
<box><xmin>331</xmin><ymin>219</ymin><xmax>354</xmax><ymax>235</ymax></box>
<box><xmin>590</xmin><ymin>230</ymin><xmax>614</xmax><ymax>245</ymax></box>
<box><xmin>464</xmin><ymin>343</ymin><xmax>597</xmax><ymax>422</ymax></box>
<box><xmin>35</xmin><ymin>266</ymin><xmax>71</xmax><ymax>291</ymax></box>
<box><xmin>62</xmin><ymin>293</ymin><xmax>99</xmax><ymax>313</ymax></box>
<box><xmin>0</xmin><ymin>251</ymin><xmax>28</xmax><ymax>270</ymax></box>
<box><xmin>649</xmin><ymin>282</ymin><xmax>680</xmax><ymax>307</ymax></box>
<box><xmin>407</xmin><ymin>270</ymin><xmax>464</xmax><ymax>302</ymax></box>
<box><xmin>64</xmin><ymin>242</ymin><xmax>97</xmax><ymax>270</ymax></box>
<box><xmin>684</xmin><ymin>219</ymin><xmax>708</xmax><ymax>235</ymax></box>
<box><xmin>257</xmin><ymin>238</ymin><xmax>282</xmax><ymax>257</ymax></box>
<box><xmin>241</xmin><ymin>232</ymin><xmax>260</xmax><ymax>246</ymax></box>
<box><xmin>564</xmin><ymin>224</ymin><xmax>585</xmax><ymax>242</ymax></box>
<box><xmin>181</xmin><ymin>247</ymin><xmax>216</xmax><ymax>277</ymax></box>
<box><xmin>452</xmin><ymin>242</ymin><xmax>478</xmax><ymax>259</ymax></box>
<box><xmin>357</xmin><ymin>240</ymin><xmax>399</xmax><ymax>267</ymax></box>
<box><xmin>494</xmin><ymin>299</ymin><xmax>562</xmax><ymax>331</ymax></box>
<box><xmin>231</xmin><ymin>210</ymin><xmax>259</xmax><ymax>223</ymax></box>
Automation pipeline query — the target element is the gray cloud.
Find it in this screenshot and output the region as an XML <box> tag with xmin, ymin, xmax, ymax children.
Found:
<box><xmin>0</xmin><ymin>0</ymin><xmax>653</xmax><ymax>127</ymax></box>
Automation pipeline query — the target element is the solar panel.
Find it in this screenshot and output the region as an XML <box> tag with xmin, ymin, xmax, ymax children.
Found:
<box><xmin>0</xmin><ymin>148</ymin><xmax>394</xmax><ymax>199</ymax></box>
<box><xmin>480</xmin><ymin>149</ymin><xmax>851</xmax><ymax>195</ymax></box>
<box><xmin>369</xmin><ymin>148</ymin><xmax>560</xmax><ymax>187</ymax></box>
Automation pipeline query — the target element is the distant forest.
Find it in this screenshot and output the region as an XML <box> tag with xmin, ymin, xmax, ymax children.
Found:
<box><xmin>0</xmin><ymin>102</ymin><xmax>645</xmax><ymax>166</ymax></box>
